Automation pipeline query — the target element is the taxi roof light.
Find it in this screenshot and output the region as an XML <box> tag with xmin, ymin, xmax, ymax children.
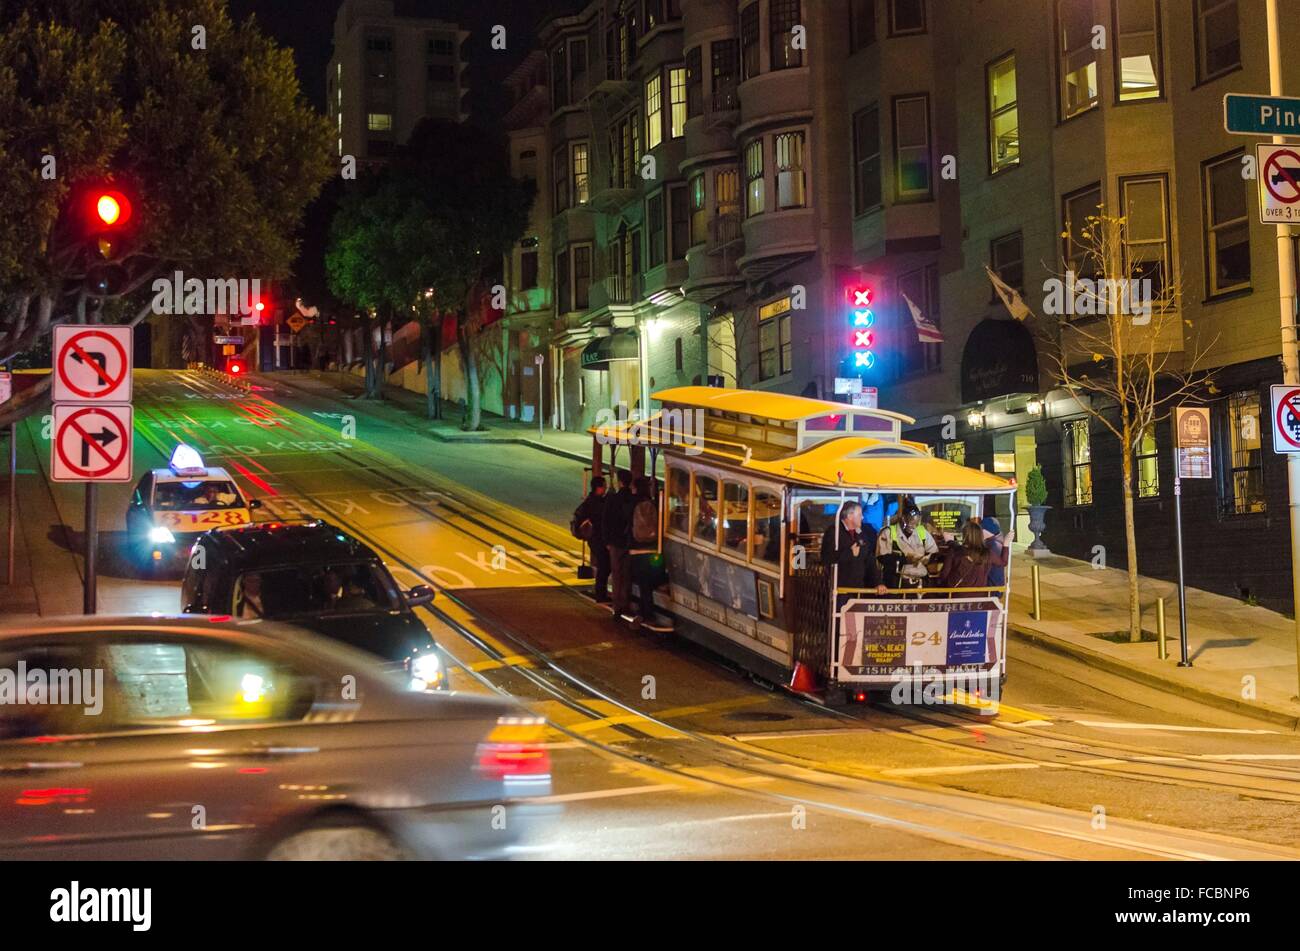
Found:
<box><xmin>169</xmin><ymin>444</ymin><xmax>207</xmax><ymax>476</ymax></box>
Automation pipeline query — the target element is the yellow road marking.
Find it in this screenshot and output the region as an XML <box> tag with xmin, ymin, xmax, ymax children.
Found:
<box><xmin>944</xmin><ymin>690</ymin><xmax>1051</xmax><ymax>724</ymax></box>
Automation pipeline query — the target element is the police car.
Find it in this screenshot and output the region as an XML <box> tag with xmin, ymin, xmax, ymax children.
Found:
<box><xmin>125</xmin><ymin>445</ymin><xmax>262</xmax><ymax>571</ymax></box>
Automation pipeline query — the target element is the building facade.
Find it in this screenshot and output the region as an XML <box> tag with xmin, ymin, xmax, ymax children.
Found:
<box><xmin>326</xmin><ymin>0</ymin><xmax>469</xmax><ymax>164</ymax></box>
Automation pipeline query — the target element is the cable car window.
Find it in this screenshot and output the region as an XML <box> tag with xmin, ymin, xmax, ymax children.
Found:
<box><xmin>852</xmin><ymin>415</ymin><xmax>894</xmax><ymax>434</ymax></box>
<box><xmin>667</xmin><ymin>468</ymin><xmax>691</xmax><ymax>535</ymax></box>
<box><xmin>693</xmin><ymin>474</ymin><xmax>719</xmax><ymax>547</ymax></box>
<box><xmin>804</xmin><ymin>414</ymin><xmax>847</xmax><ymax>432</ymax></box>
<box><xmin>722</xmin><ymin>482</ymin><xmax>750</xmax><ymax>558</ymax></box>
<box><xmin>753</xmin><ymin>487</ymin><xmax>783</xmax><ymax>567</ymax></box>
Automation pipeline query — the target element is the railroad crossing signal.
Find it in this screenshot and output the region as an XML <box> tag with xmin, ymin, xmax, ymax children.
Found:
<box><xmin>53</xmin><ymin>326</ymin><xmax>133</xmax><ymax>404</ymax></box>
<box><xmin>1257</xmin><ymin>145</ymin><xmax>1300</xmax><ymax>224</ymax></box>
<box><xmin>50</xmin><ymin>404</ymin><xmax>133</xmax><ymax>482</ymax></box>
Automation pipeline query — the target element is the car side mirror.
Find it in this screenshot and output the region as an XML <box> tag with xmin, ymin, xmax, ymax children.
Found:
<box><xmin>248</xmin><ymin>499</ymin><xmax>262</xmax><ymax>510</ymax></box>
<box><xmin>406</xmin><ymin>584</ymin><xmax>435</xmax><ymax>608</ymax></box>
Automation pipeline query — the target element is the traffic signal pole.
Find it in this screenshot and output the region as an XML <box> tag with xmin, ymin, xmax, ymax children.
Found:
<box><xmin>1266</xmin><ymin>0</ymin><xmax>1300</xmax><ymax>699</ymax></box>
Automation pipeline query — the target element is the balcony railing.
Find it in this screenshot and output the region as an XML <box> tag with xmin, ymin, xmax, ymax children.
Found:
<box><xmin>707</xmin><ymin>213</ymin><xmax>743</xmax><ymax>252</ymax></box>
<box><xmin>602</xmin><ymin>273</ymin><xmax>643</xmax><ymax>305</ymax></box>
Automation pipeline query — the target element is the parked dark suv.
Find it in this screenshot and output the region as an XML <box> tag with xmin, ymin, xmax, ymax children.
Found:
<box><xmin>181</xmin><ymin>520</ymin><xmax>445</xmax><ymax>690</ymax></box>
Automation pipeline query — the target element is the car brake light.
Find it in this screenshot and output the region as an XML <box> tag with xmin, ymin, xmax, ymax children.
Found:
<box><xmin>476</xmin><ymin>716</ymin><xmax>550</xmax><ymax>782</ymax></box>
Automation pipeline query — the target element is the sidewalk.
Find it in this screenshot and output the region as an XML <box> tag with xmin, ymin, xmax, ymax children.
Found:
<box><xmin>253</xmin><ymin>370</ymin><xmax>1300</xmax><ymax>727</ymax></box>
<box><xmin>262</xmin><ymin>370</ymin><xmax>593</xmax><ymax>464</ymax></box>
<box><xmin>1007</xmin><ymin>551</ymin><xmax>1300</xmax><ymax>729</ymax></box>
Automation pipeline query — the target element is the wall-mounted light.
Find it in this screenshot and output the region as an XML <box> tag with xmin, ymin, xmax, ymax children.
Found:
<box><xmin>967</xmin><ymin>409</ymin><xmax>986</xmax><ymax>430</ymax></box>
<box><xmin>1026</xmin><ymin>397</ymin><xmax>1044</xmax><ymax>417</ymax></box>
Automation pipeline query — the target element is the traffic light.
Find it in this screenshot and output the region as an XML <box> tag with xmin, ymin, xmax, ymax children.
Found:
<box><xmin>85</xmin><ymin>187</ymin><xmax>134</xmax><ymax>260</ymax></box>
<box><xmin>227</xmin><ymin>359</ymin><xmax>245</xmax><ymax>375</ymax></box>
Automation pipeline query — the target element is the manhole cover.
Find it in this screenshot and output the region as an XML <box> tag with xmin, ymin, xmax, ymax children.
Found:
<box><xmin>722</xmin><ymin>711</ymin><xmax>795</xmax><ymax>722</ymax></box>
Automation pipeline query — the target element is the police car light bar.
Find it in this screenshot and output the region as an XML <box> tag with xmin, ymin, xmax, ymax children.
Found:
<box><xmin>169</xmin><ymin>444</ymin><xmax>207</xmax><ymax>476</ymax></box>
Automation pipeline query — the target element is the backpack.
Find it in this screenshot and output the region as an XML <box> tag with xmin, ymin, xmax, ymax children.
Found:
<box><xmin>631</xmin><ymin>499</ymin><xmax>658</xmax><ymax>545</ymax></box>
<box><xmin>570</xmin><ymin>503</ymin><xmax>593</xmax><ymax>541</ymax></box>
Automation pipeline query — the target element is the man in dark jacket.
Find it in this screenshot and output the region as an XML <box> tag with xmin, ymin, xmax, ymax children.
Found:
<box><xmin>820</xmin><ymin>500</ymin><xmax>888</xmax><ymax>596</ymax></box>
<box><xmin>603</xmin><ymin>469</ymin><xmax>636</xmax><ymax>615</ymax></box>
<box><xmin>575</xmin><ymin>476</ymin><xmax>609</xmax><ymax>602</ymax></box>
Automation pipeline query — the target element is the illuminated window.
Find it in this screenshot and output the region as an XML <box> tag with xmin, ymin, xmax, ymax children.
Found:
<box><xmin>745</xmin><ymin>139</ymin><xmax>765</xmax><ymax>217</ymax></box>
<box><xmin>645</xmin><ymin>73</ymin><xmax>663</xmax><ymax>149</ymax></box>
<box><xmin>693</xmin><ymin>473</ymin><xmax>719</xmax><ymax>547</ymax></box>
<box><xmin>1058</xmin><ymin>0</ymin><xmax>1098</xmax><ymax>118</ymax></box>
<box><xmin>1064</xmin><ymin>419</ymin><xmax>1092</xmax><ymax>506</ymax></box>
<box><xmin>944</xmin><ymin>441</ymin><xmax>966</xmax><ymax>466</ymax></box>
<box><xmin>1114</xmin><ymin>0</ymin><xmax>1162</xmax><ymax>101</ymax></box>
<box><xmin>668</xmin><ymin>468</ymin><xmax>690</xmax><ymax>536</ymax></box>
<box><xmin>669</xmin><ymin>66</ymin><xmax>687</xmax><ymax>138</ymax></box>
<box><xmin>759</xmin><ymin>297</ymin><xmax>792</xmax><ymax>381</ymax></box>
<box><xmin>1135</xmin><ymin>424</ymin><xmax>1159</xmax><ymax>498</ymax></box>
<box><xmin>987</xmin><ymin>53</ymin><xmax>1019</xmax><ymax>173</ymax></box>
<box><xmin>753</xmin><ymin>487</ymin><xmax>782</xmax><ymax>568</ymax></box>
<box><xmin>723</xmin><ymin>482</ymin><xmax>751</xmax><ymax>559</ymax></box>
<box><xmin>572</xmin><ymin>141</ymin><xmax>590</xmax><ymax>205</ymax></box>
<box><xmin>775</xmin><ymin>131</ymin><xmax>806</xmax><ymax>209</ymax></box>
<box><xmin>690</xmin><ymin>174</ymin><xmax>707</xmax><ymax>245</ymax></box>
<box><xmin>1224</xmin><ymin>391</ymin><xmax>1265</xmax><ymax>515</ymax></box>
<box><xmin>367</xmin><ymin>113</ymin><xmax>393</xmax><ymax>131</ymax></box>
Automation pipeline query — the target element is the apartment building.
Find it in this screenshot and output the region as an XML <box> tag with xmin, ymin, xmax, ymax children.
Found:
<box><xmin>326</xmin><ymin>0</ymin><xmax>469</xmax><ymax>164</ymax></box>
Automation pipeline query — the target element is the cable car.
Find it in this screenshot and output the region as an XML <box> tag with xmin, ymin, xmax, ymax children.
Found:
<box><xmin>589</xmin><ymin>387</ymin><xmax>1016</xmax><ymax>707</ymax></box>
<box><xmin>125</xmin><ymin>445</ymin><xmax>262</xmax><ymax>572</ymax></box>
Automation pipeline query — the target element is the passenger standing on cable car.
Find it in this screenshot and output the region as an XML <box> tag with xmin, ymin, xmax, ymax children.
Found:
<box><xmin>820</xmin><ymin>501</ymin><xmax>888</xmax><ymax>602</ymax></box>
<box><xmin>603</xmin><ymin>469</ymin><xmax>637</xmax><ymax>616</ymax></box>
<box><xmin>877</xmin><ymin>497</ymin><xmax>939</xmax><ymax>591</ymax></box>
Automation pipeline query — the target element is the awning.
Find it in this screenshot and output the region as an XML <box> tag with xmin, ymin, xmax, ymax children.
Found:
<box><xmin>960</xmin><ymin>318</ymin><xmax>1039</xmax><ymax>404</ymax></box>
<box><xmin>580</xmin><ymin>331</ymin><xmax>640</xmax><ymax>370</ymax></box>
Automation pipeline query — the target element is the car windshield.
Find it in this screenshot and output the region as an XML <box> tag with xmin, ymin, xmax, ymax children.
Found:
<box><xmin>234</xmin><ymin>562</ymin><xmax>402</xmax><ymax>619</ymax></box>
<box><xmin>154</xmin><ymin>480</ymin><xmax>242</xmax><ymax>510</ymax></box>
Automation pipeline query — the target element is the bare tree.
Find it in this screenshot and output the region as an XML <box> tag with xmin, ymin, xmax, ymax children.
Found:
<box><xmin>1035</xmin><ymin>207</ymin><xmax>1216</xmax><ymax>642</ymax></box>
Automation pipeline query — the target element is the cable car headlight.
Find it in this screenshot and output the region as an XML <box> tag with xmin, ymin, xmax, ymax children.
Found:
<box><xmin>149</xmin><ymin>526</ymin><xmax>176</xmax><ymax>544</ymax></box>
<box><xmin>409</xmin><ymin>652</ymin><xmax>443</xmax><ymax>690</ymax></box>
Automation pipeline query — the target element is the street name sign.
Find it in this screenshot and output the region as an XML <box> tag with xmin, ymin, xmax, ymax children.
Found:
<box><xmin>1257</xmin><ymin>144</ymin><xmax>1300</xmax><ymax>224</ymax></box>
<box><xmin>1225</xmin><ymin>93</ymin><xmax>1300</xmax><ymax>136</ymax></box>
<box><xmin>1272</xmin><ymin>385</ymin><xmax>1300</xmax><ymax>453</ymax></box>
<box><xmin>50</xmin><ymin>403</ymin><xmax>133</xmax><ymax>482</ymax></box>
<box><xmin>53</xmin><ymin>325</ymin><xmax>133</xmax><ymax>404</ymax></box>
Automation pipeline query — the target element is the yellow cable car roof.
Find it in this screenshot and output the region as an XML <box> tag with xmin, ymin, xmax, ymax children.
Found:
<box><xmin>746</xmin><ymin>437</ymin><xmax>1015</xmax><ymax>493</ymax></box>
<box><xmin>652</xmin><ymin>386</ymin><xmax>916</xmax><ymax>425</ymax></box>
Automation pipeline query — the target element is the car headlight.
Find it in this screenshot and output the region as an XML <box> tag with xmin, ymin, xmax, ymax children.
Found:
<box><xmin>408</xmin><ymin>652</ymin><xmax>443</xmax><ymax>691</ymax></box>
<box><xmin>149</xmin><ymin>526</ymin><xmax>176</xmax><ymax>544</ymax></box>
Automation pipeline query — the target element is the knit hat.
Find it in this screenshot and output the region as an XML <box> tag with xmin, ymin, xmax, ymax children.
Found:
<box><xmin>979</xmin><ymin>515</ymin><xmax>1002</xmax><ymax>535</ymax></box>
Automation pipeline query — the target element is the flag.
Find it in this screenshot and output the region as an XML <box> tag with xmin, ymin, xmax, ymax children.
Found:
<box><xmin>902</xmin><ymin>293</ymin><xmax>944</xmax><ymax>344</ymax></box>
<box><xmin>985</xmin><ymin>265</ymin><xmax>1034</xmax><ymax>321</ymax></box>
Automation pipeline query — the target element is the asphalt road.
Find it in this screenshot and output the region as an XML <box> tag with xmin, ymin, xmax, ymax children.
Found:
<box><xmin>27</xmin><ymin>369</ymin><xmax>1300</xmax><ymax>860</ymax></box>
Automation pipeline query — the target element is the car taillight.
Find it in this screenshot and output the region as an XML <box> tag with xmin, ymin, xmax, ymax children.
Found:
<box><xmin>476</xmin><ymin>716</ymin><xmax>550</xmax><ymax>783</ymax></box>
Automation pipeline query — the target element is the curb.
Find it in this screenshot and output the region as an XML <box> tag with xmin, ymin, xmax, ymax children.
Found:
<box><xmin>261</xmin><ymin>373</ymin><xmax>591</xmax><ymax>465</ymax></box>
<box><xmin>1009</xmin><ymin>621</ymin><xmax>1300</xmax><ymax>731</ymax></box>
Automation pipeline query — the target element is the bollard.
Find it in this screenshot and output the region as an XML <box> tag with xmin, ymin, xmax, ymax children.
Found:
<box><xmin>1031</xmin><ymin>563</ymin><xmax>1042</xmax><ymax>621</ymax></box>
<box><xmin>1156</xmin><ymin>596</ymin><xmax>1167</xmax><ymax>660</ymax></box>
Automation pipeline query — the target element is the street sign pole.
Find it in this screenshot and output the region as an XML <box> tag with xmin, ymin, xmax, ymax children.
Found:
<box><xmin>6</xmin><ymin>420</ymin><xmax>15</xmax><ymax>587</ymax></box>
<box><xmin>535</xmin><ymin>352</ymin><xmax>545</xmax><ymax>440</ymax></box>
<box><xmin>1174</xmin><ymin>475</ymin><xmax>1190</xmax><ymax>667</ymax></box>
<box><xmin>1266</xmin><ymin>0</ymin><xmax>1300</xmax><ymax>699</ymax></box>
<box><xmin>83</xmin><ymin>482</ymin><xmax>97</xmax><ymax>614</ymax></box>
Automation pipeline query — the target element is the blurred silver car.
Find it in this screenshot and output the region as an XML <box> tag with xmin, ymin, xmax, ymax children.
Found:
<box><xmin>0</xmin><ymin>616</ymin><xmax>553</xmax><ymax>860</ymax></box>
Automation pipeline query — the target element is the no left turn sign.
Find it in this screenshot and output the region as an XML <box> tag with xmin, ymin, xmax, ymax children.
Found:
<box><xmin>50</xmin><ymin>404</ymin><xmax>134</xmax><ymax>482</ymax></box>
<box><xmin>52</xmin><ymin>325</ymin><xmax>133</xmax><ymax>404</ymax></box>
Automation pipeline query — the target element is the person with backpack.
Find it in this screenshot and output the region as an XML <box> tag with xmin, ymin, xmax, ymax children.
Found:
<box><xmin>603</xmin><ymin>469</ymin><xmax>637</xmax><ymax>616</ymax></box>
<box><xmin>572</xmin><ymin>475</ymin><xmax>608</xmax><ymax>603</ymax></box>
<box><xmin>629</xmin><ymin>476</ymin><xmax>662</xmax><ymax>619</ymax></box>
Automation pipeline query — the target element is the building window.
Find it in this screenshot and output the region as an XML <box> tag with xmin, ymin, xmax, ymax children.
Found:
<box><xmin>675</xmin><ymin>337</ymin><xmax>685</xmax><ymax>371</ymax></box>
<box><xmin>1064</xmin><ymin>419</ymin><xmax>1093</xmax><ymax>506</ymax></box>
<box><xmin>889</xmin><ymin>0</ymin><xmax>926</xmax><ymax>35</ymax></box>
<box><xmin>645</xmin><ymin>73</ymin><xmax>663</xmax><ymax>149</ymax></box>
<box><xmin>1063</xmin><ymin>184</ymin><xmax>1103</xmax><ymax>281</ymax></box>
<box><xmin>686</xmin><ymin>47</ymin><xmax>703</xmax><ymax>118</ymax></box>
<box><xmin>770</xmin><ymin>0</ymin><xmax>803</xmax><ymax>70</ymax></box>
<box><xmin>518</xmin><ymin>149</ymin><xmax>538</xmax><ymax>182</ymax></box>
<box><xmin>944</xmin><ymin>441</ymin><xmax>966</xmax><ymax>466</ymax></box>
<box><xmin>774</xmin><ymin>131</ymin><xmax>807</xmax><ymax>209</ymax></box>
<box><xmin>553</xmin><ymin>145</ymin><xmax>569</xmax><ymax>211</ymax></box>
<box><xmin>572</xmin><ymin>142</ymin><xmax>590</xmax><ymax>206</ymax></box>
<box><xmin>366</xmin><ymin>36</ymin><xmax>393</xmax><ymax>52</ymax></box>
<box><xmin>1120</xmin><ymin>174</ymin><xmax>1170</xmax><ymax>302</ymax></box>
<box><xmin>1057</xmin><ymin>0</ymin><xmax>1098</xmax><ymax>119</ymax></box>
<box><xmin>990</xmin><ymin>231</ymin><xmax>1024</xmax><ymax>296</ymax></box>
<box><xmin>574</xmin><ymin>245</ymin><xmax>592</xmax><ymax>310</ymax></box>
<box><xmin>853</xmin><ymin>106</ymin><xmax>881</xmax><ymax>214</ymax></box>
<box><xmin>1195</xmin><ymin>0</ymin><xmax>1240</xmax><ymax>82</ymax></box>
<box><xmin>1224</xmin><ymin>390</ymin><xmax>1264</xmax><ymax>515</ymax></box>
<box><xmin>851</xmin><ymin>0</ymin><xmax>877</xmax><ymax>51</ymax></box>
<box><xmin>1135</xmin><ymin>424</ymin><xmax>1159</xmax><ymax>498</ymax></box>
<box><xmin>1204</xmin><ymin>151</ymin><xmax>1251</xmax><ymax>297</ymax></box>
<box><xmin>896</xmin><ymin>265</ymin><xmax>940</xmax><ymax>377</ymax></box>
<box><xmin>987</xmin><ymin>53</ymin><xmax>1019</xmax><ymax>173</ymax></box>
<box><xmin>367</xmin><ymin>113</ymin><xmax>393</xmax><ymax>131</ymax></box>
<box><xmin>892</xmin><ymin>94</ymin><xmax>931</xmax><ymax>201</ymax></box>
<box><xmin>712</xmin><ymin>39</ymin><xmax>740</xmax><ymax>110</ymax></box>
<box><xmin>552</xmin><ymin>44</ymin><xmax>568</xmax><ymax>109</ymax></box>
<box><xmin>669</xmin><ymin>183</ymin><xmax>689</xmax><ymax>261</ymax></box>
<box><xmin>1114</xmin><ymin>0</ymin><xmax>1162</xmax><ymax>101</ymax></box>
<box><xmin>741</xmin><ymin>3</ymin><xmax>760</xmax><ymax>81</ymax></box>
<box><xmin>644</xmin><ymin>0</ymin><xmax>664</xmax><ymax>31</ymax></box>
<box><xmin>426</xmin><ymin>63</ymin><xmax>455</xmax><ymax>82</ymax></box>
<box><xmin>613</xmin><ymin>111</ymin><xmax>642</xmax><ymax>189</ymax></box>
<box><xmin>716</xmin><ymin>167</ymin><xmax>741</xmax><ymax>217</ymax></box>
<box><xmin>745</xmin><ymin>139</ymin><xmax>765</xmax><ymax>217</ymax></box>
<box><xmin>427</xmin><ymin>34</ymin><xmax>455</xmax><ymax>56</ymax></box>
<box><xmin>669</xmin><ymin>66</ymin><xmax>688</xmax><ymax>138</ymax></box>
<box><xmin>520</xmin><ymin>246</ymin><xmax>539</xmax><ymax>290</ymax></box>
<box><xmin>693</xmin><ymin>473</ymin><xmax>720</xmax><ymax>547</ymax></box>
<box><xmin>556</xmin><ymin>248</ymin><xmax>570</xmax><ymax>313</ymax></box>
<box><xmin>758</xmin><ymin>297</ymin><xmax>793</xmax><ymax>381</ymax></box>
<box><xmin>648</xmin><ymin>192</ymin><xmax>666</xmax><ymax>268</ymax></box>
<box><xmin>690</xmin><ymin>174</ymin><xmax>707</xmax><ymax>245</ymax></box>
<box><xmin>570</xmin><ymin>37</ymin><xmax>588</xmax><ymax>96</ymax></box>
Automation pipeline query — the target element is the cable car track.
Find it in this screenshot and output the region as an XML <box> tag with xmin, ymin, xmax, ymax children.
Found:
<box><xmin>121</xmin><ymin>373</ymin><xmax>1300</xmax><ymax>858</ymax></box>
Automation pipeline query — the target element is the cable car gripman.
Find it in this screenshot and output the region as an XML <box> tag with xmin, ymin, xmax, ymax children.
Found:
<box><xmin>590</xmin><ymin>387</ymin><xmax>1017</xmax><ymax>707</ymax></box>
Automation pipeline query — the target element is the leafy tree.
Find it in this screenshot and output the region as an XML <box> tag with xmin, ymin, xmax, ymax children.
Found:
<box><xmin>0</xmin><ymin>0</ymin><xmax>334</xmax><ymax>422</ymax></box>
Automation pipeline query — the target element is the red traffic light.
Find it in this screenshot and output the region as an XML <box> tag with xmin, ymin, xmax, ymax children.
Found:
<box><xmin>228</xmin><ymin>360</ymin><xmax>244</xmax><ymax>375</ymax></box>
<box><xmin>91</xmin><ymin>190</ymin><xmax>132</xmax><ymax>228</ymax></box>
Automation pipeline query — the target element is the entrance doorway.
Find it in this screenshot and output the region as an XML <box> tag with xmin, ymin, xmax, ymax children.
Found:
<box><xmin>993</xmin><ymin>429</ymin><xmax>1038</xmax><ymax>543</ymax></box>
